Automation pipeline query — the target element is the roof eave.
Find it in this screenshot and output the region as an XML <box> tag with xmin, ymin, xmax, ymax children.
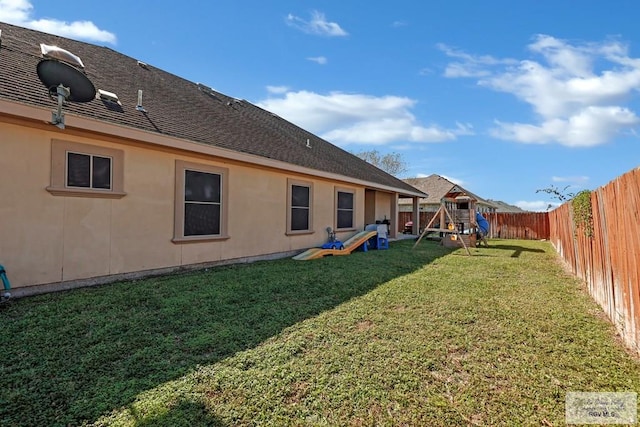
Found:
<box><xmin>0</xmin><ymin>99</ymin><xmax>426</xmax><ymax>196</ymax></box>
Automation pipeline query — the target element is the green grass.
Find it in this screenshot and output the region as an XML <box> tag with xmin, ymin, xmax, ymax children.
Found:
<box><xmin>1</xmin><ymin>239</ymin><xmax>638</xmax><ymax>426</ymax></box>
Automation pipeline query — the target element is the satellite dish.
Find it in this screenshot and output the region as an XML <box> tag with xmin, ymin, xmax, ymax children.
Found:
<box><xmin>36</xmin><ymin>59</ymin><xmax>96</xmax><ymax>102</ymax></box>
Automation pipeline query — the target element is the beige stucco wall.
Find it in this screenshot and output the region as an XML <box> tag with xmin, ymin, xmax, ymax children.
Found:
<box><xmin>374</xmin><ymin>192</ymin><xmax>392</xmax><ymax>223</ymax></box>
<box><xmin>1</xmin><ymin>124</ymin><xmax>65</xmax><ymax>285</ymax></box>
<box><xmin>0</xmin><ymin>121</ymin><xmax>371</xmax><ymax>289</ymax></box>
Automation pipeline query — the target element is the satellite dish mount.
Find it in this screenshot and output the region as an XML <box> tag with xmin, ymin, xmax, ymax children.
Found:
<box><xmin>36</xmin><ymin>44</ymin><xmax>96</xmax><ymax>129</ymax></box>
<box><xmin>52</xmin><ymin>84</ymin><xmax>70</xmax><ymax>129</ymax></box>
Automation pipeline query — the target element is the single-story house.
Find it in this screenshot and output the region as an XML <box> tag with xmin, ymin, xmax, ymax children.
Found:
<box><xmin>0</xmin><ymin>22</ymin><xmax>426</xmax><ymax>296</ymax></box>
<box><xmin>399</xmin><ymin>174</ymin><xmax>497</xmax><ymax>213</ymax></box>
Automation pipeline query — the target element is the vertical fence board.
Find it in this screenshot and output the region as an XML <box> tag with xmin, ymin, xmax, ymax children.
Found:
<box><xmin>397</xmin><ymin>212</ymin><xmax>438</xmax><ymax>233</ymax></box>
<box><xmin>398</xmin><ymin>211</ymin><xmax>550</xmax><ymax>240</ymax></box>
<box><xmin>550</xmin><ymin>167</ymin><xmax>640</xmax><ymax>355</ymax></box>
<box><xmin>485</xmin><ymin>212</ymin><xmax>550</xmax><ymax>240</ymax></box>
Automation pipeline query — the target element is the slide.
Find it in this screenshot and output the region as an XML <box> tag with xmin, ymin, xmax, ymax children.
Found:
<box><xmin>293</xmin><ymin>230</ymin><xmax>378</xmax><ymax>261</ymax></box>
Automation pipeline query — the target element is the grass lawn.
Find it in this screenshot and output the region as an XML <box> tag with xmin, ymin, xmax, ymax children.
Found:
<box><xmin>1</xmin><ymin>239</ymin><xmax>639</xmax><ymax>426</ymax></box>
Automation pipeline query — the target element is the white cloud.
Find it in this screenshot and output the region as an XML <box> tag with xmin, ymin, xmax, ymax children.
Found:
<box><xmin>286</xmin><ymin>11</ymin><xmax>348</xmax><ymax>37</ymax></box>
<box><xmin>0</xmin><ymin>0</ymin><xmax>30</xmax><ymax>21</ymax></box>
<box><xmin>442</xmin><ymin>35</ymin><xmax>640</xmax><ymax>147</ymax></box>
<box><xmin>528</xmin><ymin>34</ymin><xmax>594</xmax><ymax>77</ymax></box>
<box><xmin>481</xmin><ymin>57</ymin><xmax>640</xmax><ymax>119</ymax></box>
<box><xmin>266</xmin><ymin>85</ymin><xmax>290</xmax><ymax>94</ymax></box>
<box><xmin>514</xmin><ymin>200</ymin><xmax>560</xmax><ymax>212</ymax></box>
<box><xmin>438</xmin><ymin>43</ymin><xmax>516</xmax><ymax>78</ymax></box>
<box><xmin>257</xmin><ymin>90</ymin><xmax>468</xmax><ymax>146</ymax></box>
<box><xmin>440</xmin><ymin>175</ymin><xmax>464</xmax><ymax>186</ymax></box>
<box><xmin>552</xmin><ymin>175</ymin><xmax>589</xmax><ymax>184</ymax></box>
<box><xmin>307</xmin><ymin>56</ymin><xmax>327</xmax><ymax>65</ymax></box>
<box><xmin>453</xmin><ymin>122</ymin><xmax>474</xmax><ymax>136</ymax></box>
<box><xmin>0</xmin><ymin>0</ymin><xmax>116</xmax><ymax>44</ymax></box>
<box><xmin>490</xmin><ymin>106</ymin><xmax>639</xmax><ymax>147</ymax></box>
<box><xmin>443</xmin><ymin>62</ymin><xmax>492</xmax><ymax>78</ymax></box>
<box><xmin>322</xmin><ymin>118</ymin><xmax>456</xmax><ymax>145</ymax></box>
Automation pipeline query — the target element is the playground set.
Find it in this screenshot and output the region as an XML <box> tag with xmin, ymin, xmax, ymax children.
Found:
<box><xmin>293</xmin><ymin>224</ymin><xmax>389</xmax><ymax>261</ymax></box>
<box><xmin>412</xmin><ymin>189</ymin><xmax>489</xmax><ymax>255</ymax></box>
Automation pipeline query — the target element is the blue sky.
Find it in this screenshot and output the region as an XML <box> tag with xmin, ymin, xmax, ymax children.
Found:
<box><xmin>2</xmin><ymin>0</ymin><xmax>639</xmax><ymax>210</ymax></box>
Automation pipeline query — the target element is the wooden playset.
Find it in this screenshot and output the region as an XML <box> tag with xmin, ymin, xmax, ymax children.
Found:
<box><xmin>412</xmin><ymin>190</ymin><xmax>479</xmax><ymax>255</ymax></box>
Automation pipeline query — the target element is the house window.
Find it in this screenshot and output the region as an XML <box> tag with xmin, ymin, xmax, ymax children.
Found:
<box><xmin>66</xmin><ymin>152</ymin><xmax>112</xmax><ymax>190</ymax></box>
<box><xmin>47</xmin><ymin>140</ymin><xmax>125</xmax><ymax>198</ymax></box>
<box><xmin>174</xmin><ymin>160</ymin><xmax>229</xmax><ymax>242</ymax></box>
<box><xmin>336</xmin><ymin>188</ymin><xmax>355</xmax><ymax>229</ymax></box>
<box><xmin>287</xmin><ymin>179</ymin><xmax>313</xmax><ymax>234</ymax></box>
<box><xmin>184</xmin><ymin>170</ymin><xmax>221</xmax><ymax>236</ymax></box>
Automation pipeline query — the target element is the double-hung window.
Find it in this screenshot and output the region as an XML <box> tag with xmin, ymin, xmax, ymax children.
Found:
<box><xmin>336</xmin><ymin>188</ymin><xmax>355</xmax><ymax>230</ymax></box>
<box><xmin>174</xmin><ymin>161</ymin><xmax>228</xmax><ymax>242</ymax></box>
<box><xmin>47</xmin><ymin>140</ymin><xmax>125</xmax><ymax>198</ymax></box>
<box><xmin>287</xmin><ymin>179</ymin><xmax>313</xmax><ymax>234</ymax></box>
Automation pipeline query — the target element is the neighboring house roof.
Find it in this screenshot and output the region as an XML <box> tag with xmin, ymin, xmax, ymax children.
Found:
<box><xmin>0</xmin><ymin>22</ymin><xmax>425</xmax><ymax>198</ymax></box>
<box><xmin>485</xmin><ymin>199</ymin><xmax>527</xmax><ymax>212</ymax></box>
<box><xmin>400</xmin><ymin>174</ymin><xmax>497</xmax><ymax>207</ymax></box>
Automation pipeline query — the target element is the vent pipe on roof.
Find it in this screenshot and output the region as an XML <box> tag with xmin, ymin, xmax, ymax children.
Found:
<box><xmin>306</xmin><ymin>138</ymin><xmax>312</xmax><ymax>148</ymax></box>
<box><xmin>136</xmin><ymin>90</ymin><xmax>147</xmax><ymax>112</ymax></box>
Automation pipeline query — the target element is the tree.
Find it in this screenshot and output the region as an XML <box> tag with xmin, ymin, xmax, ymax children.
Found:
<box><xmin>536</xmin><ymin>185</ymin><xmax>575</xmax><ymax>211</ymax></box>
<box><xmin>538</xmin><ymin>185</ymin><xmax>594</xmax><ymax>235</ymax></box>
<box><xmin>354</xmin><ymin>150</ymin><xmax>407</xmax><ymax>177</ymax></box>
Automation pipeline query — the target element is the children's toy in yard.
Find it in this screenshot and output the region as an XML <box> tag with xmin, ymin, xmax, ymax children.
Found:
<box><xmin>293</xmin><ymin>228</ymin><xmax>379</xmax><ymax>261</ymax></box>
<box><xmin>321</xmin><ymin>227</ymin><xmax>344</xmax><ymax>250</ymax></box>
<box><xmin>475</xmin><ymin>211</ymin><xmax>490</xmax><ymax>247</ymax></box>
<box><xmin>0</xmin><ymin>264</ymin><xmax>11</xmax><ymax>302</ymax></box>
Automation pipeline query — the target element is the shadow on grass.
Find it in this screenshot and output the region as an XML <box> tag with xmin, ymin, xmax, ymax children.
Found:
<box><xmin>0</xmin><ymin>239</ymin><xmax>451</xmax><ymax>426</ymax></box>
<box><xmin>476</xmin><ymin>243</ymin><xmax>547</xmax><ymax>258</ymax></box>
<box><xmin>130</xmin><ymin>398</ymin><xmax>225</xmax><ymax>427</ymax></box>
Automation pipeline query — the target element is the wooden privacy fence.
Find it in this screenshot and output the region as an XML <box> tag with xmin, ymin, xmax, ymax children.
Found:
<box><xmin>485</xmin><ymin>212</ymin><xmax>549</xmax><ymax>240</ymax></box>
<box><xmin>397</xmin><ymin>212</ymin><xmax>436</xmax><ymax>233</ymax></box>
<box><xmin>399</xmin><ymin>171</ymin><xmax>639</xmax><ymax>355</ymax></box>
<box><xmin>549</xmin><ymin>167</ymin><xmax>640</xmax><ymax>355</ymax></box>
<box><xmin>398</xmin><ymin>211</ymin><xmax>549</xmax><ymax>240</ymax></box>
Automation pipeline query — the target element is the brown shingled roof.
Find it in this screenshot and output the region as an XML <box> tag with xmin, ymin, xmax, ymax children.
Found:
<box><xmin>401</xmin><ymin>174</ymin><xmax>496</xmax><ymax>207</ymax></box>
<box><xmin>0</xmin><ymin>22</ymin><xmax>425</xmax><ymax>197</ymax></box>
